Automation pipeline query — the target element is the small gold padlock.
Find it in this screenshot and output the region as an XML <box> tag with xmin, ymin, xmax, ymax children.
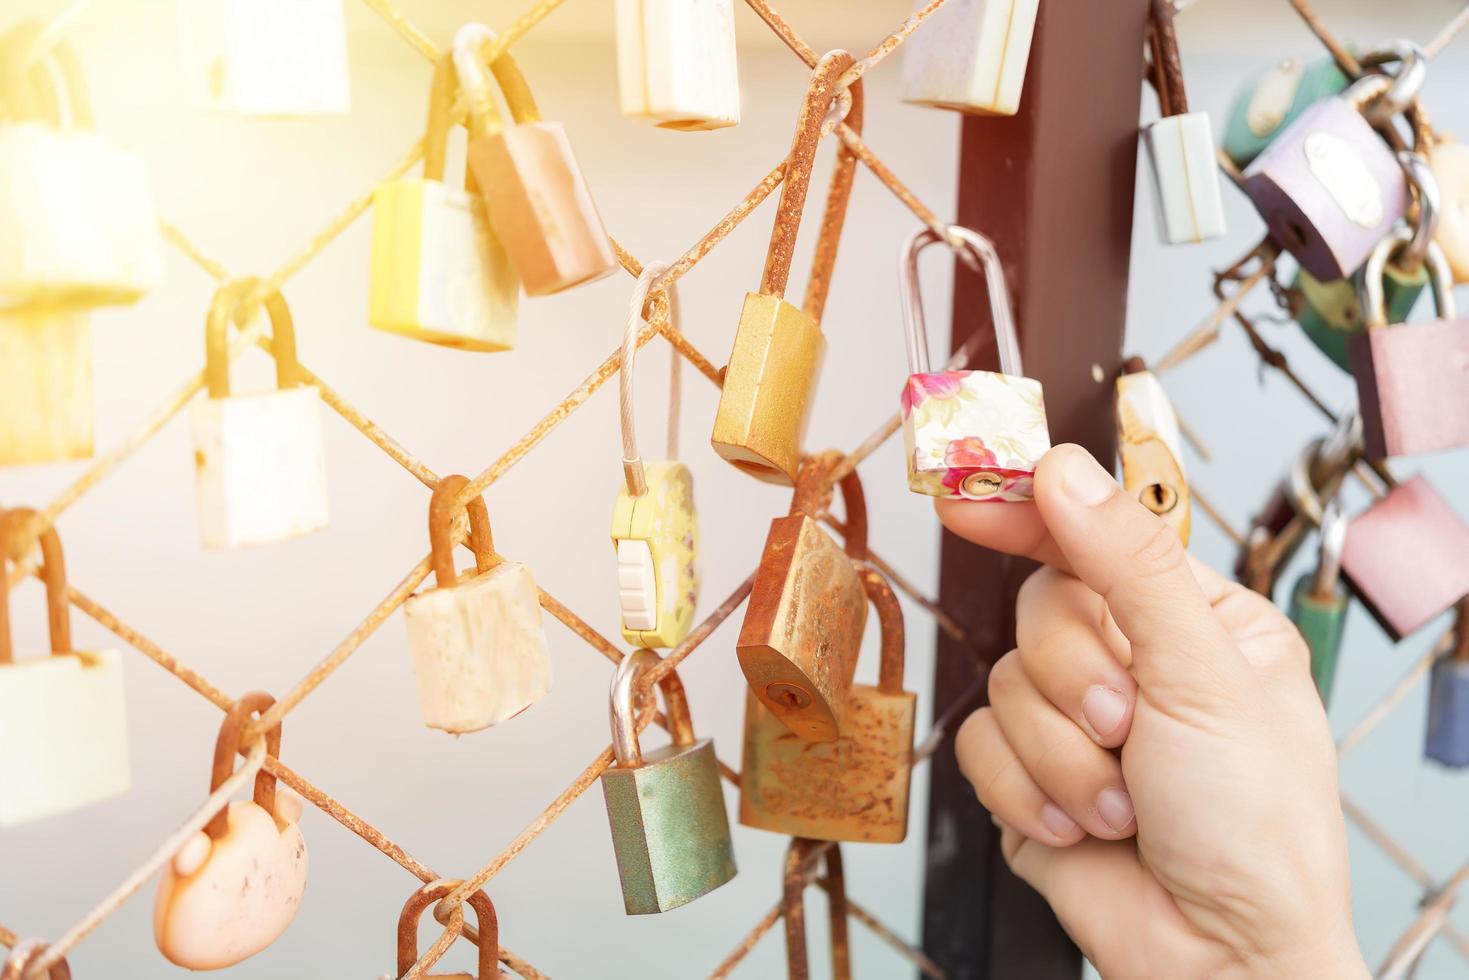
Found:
<box><xmin>611</xmin><ymin>263</ymin><xmax>699</xmax><ymax>649</ymax></box>
<box><xmin>782</xmin><ymin>839</ymin><xmax>851</xmax><ymax>980</ymax></box>
<box><xmin>1115</xmin><ymin>361</ymin><xmax>1190</xmax><ymax>545</ymax></box>
<box><xmin>711</xmin><ymin>51</ymin><xmax>864</xmax><ymax>484</ymax></box>
<box><xmin>741</xmin><ymin>566</ymin><xmax>917</xmax><ymax>844</ymax></box>
<box><xmin>737</xmin><ymin>452</ymin><xmax>868</xmax><ymax>743</ymax></box>
<box><xmin>394</xmin><ymin>879</ymin><xmax>499</xmax><ymax>979</ymax></box>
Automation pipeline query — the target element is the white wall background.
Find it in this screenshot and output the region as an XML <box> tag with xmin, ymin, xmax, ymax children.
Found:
<box><xmin>0</xmin><ymin>0</ymin><xmax>1466</xmax><ymax>977</ymax></box>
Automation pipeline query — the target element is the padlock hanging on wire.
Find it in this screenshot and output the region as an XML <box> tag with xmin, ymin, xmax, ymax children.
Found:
<box><xmin>899</xmin><ymin>224</ymin><xmax>1050</xmax><ymax>501</ymax></box>
<box><xmin>1289</xmin><ymin>501</ymin><xmax>1350</xmax><ymax>707</ymax></box>
<box><xmin>1425</xmin><ymin>603</ymin><xmax>1469</xmax><ymax>769</ymax></box>
<box><xmin>615</xmin><ymin>0</ymin><xmax>740</xmax><ymax>130</ymax></box>
<box><xmin>898</xmin><ymin>0</ymin><xmax>1040</xmax><ymax>117</ymax></box>
<box><xmin>392</xmin><ymin>879</ymin><xmax>500</xmax><ymax>978</ymax></box>
<box><xmin>611</xmin><ymin>264</ymin><xmax>700</xmax><ymax>650</ymax></box>
<box><xmin>1221</xmin><ymin>53</ymin><xmax>1349</xmax><ymax>168</ymax></box>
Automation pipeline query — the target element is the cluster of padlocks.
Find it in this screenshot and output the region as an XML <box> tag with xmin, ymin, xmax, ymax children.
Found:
<box><xmin>3</xmin><ymin>0</ymin><xmax>1468</xmax><ymax>975</ymax></box>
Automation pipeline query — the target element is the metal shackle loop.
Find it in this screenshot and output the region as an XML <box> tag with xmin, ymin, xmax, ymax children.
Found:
<box><xmin>860</xmin><ymin>568</ymin><xmax>906</xmax><ymax>696</ymax></box>
<box><xmin>801</xmin><ymin>71</ymin><xmax>863</xmax><ymax>326</ymax></box>
<box><xmin>1358</xmin><ymin>224</ymin><xmax>1456</xmax><ymax>329</ymax></box>
<box><xmin>619</xmin><ymin>261</ymin><xmax>673</xmax><ymax>497</ymax></box>
<box><xmin>1147</xmin><ymin>0</ymin><xmax>1188</xmax><ymax>117</ymax></box>
<box><xmin>1357</xmin><ymin>41</ymin><xmax>1426</xmax><ymax>122</ymax></box>
<box><xmin>207</xmin><ymin>691</ymin><xmax>281</xmax><ymax>840</ymax></box>
<box><xmin>203</xmin><ymin>279</ymin><xmax>305</xmax><ymax>399</ymax></box>
<box><xmin>422</xmin><ymin>53</ymin><xmax>464</xmax><ymax>187</ymax></box>
<box><xmin>1313</xmin><ymin>501</ymin><xmax>1348</xmax><ymax>598</ymax></box>
<box><xmin>398</xmin><ymin>879</ymin><xmax>500</xmax><ymax>979</ymax></box>
<box><xmin>900</xmin><ymin>225</ymin><xmax>1020</xmax><ymax>378</ymax></box>
<box><xmin>760</xmin><ymin>50</ymin><xmax>854</xmax><ymax>301</ymax></box>
<box><xmin>608</xmin><ymin>649</ymin><xmax>696</xmax><ymax>769</ymax></box>
<box><xmin>0</xmin><ymin>508</ymin><xmax>71</xmax><ymax>665</ymax></box>
<box><xmin>426</xmin><ymin>475</ymin><xmax>498</xmax><ymax>590</ymax></box>
<box><xmin>451</xmin><ymin>23</ymin><xmax>540</xmax><ymax>141</ymax></box>
<box><xmin>1398</xmin><ymin>150</ymin><xmax>1443</xmax><ymax>268</ymax></box>
<box><xmin>789</xmin><ymin>452</ymin><xmax>868</xmax><ymax>562</ymax></box>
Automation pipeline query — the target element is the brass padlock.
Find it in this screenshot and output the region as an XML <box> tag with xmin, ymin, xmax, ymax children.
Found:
<box><xmin>403</xmin><ymin>475</ymin><xmax>552</xmax><ymax>733</ymax></box>
<box><xmin>599</xmin><ymin>649</ymin><xmax>736</xmax><ymax>914</ymax></box>
<box><xmin>738</xmin><ymin>452</ymin><xmax>869</xmax><ymax>742</ymax></box>
<box><xmin>611</xmin><ymin>263</ymin><xmax>699</xmax><ymax>649</ymax></box>
<box><xmin>454</xmin><ymin>24</ymin><xmax>616</xmax><ymax>296</ymax></box>
<box><xmin>712</xmin><ymin>51</ymin><xmax>864</xmax><ymax>484</ymax></box>
<box><xmin>394</xmin><ymin>879</ymin><xmax>499</xmax><ymax>979</ymax></box>
<box><xmin>1115</xmin><ymin>362</ymin><xmax>1190</xmax><ymax>545</ymax></box>
<box><xmin>782</xmin><ymin>839</ymin><xmax>851</xmax><ymax>980</ymax></box>
<box><xmin>741</xmin><ymin>567</ymin><xmax>917</xmax><ymax>844</ymax></box>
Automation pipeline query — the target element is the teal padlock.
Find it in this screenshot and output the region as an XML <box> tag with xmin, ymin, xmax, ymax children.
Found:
<box><xmin>1289</xmin><ymin>502</ymin><xmax>1349</xmax><ymax>706</ymax></box>
<box><xmin>1293</xmin><ymin>260</ymin><xmax>1427</xmax><ymax>371</ymax></box>
<box><xmin>1222</xmin><ymin>54</ymin><xmax>1349</xmax><ymax>167</ymax></box>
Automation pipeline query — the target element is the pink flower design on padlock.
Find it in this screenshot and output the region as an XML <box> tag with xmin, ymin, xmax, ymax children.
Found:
<box><xmin>898</xmin><ymin>225</ymin><xmax>1051</xmax><ymax>502</ymax></box>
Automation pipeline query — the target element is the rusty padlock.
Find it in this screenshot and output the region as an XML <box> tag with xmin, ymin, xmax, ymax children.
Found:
<box><xmin>1341</xmin><ymin>474</ymin><xmax>1469</xmax><ymax>640</ymax></box>
<box><xmin>900</xmin><ymin>225</ymin><xmax>1050</xmax><ymax>500</ymax></box>
<box><xmin>712</xmin><ymin>51</ymin><xmax>864</xmax><ymax>484</ymax></box>
<box><xmin>737</xmin><ymin>452</ymin><xmax>868</xmax><ymax>742</ymax></box>
<box><xmin>741</xmin><ymin>567</ymin><xmax>916</xmax><ymax>844</ymax></box>
<box><xmin>599</xmin><ymin>649</ymin><xmax>736</xmax><ymax>914</ymax></box>
<box><xmin>1243</xmin><ymin>44</ymin><xmax>1423</xmax><ymax>281</ymax></box>
<box><xmin>1115</xmin><ymin>361</ymin><xmax>1190</xmax><ymax>545</ymax></box>
<box><xmin>394</xmin><ymin>879</ymin><xmax>499</xmax><ymax>978</ymax></box>
<box><xmin>453</xmin><ymin>24</ymin><xmax>616</xmax><ymax>296</ymax></box>
<box><xmin>782</xmin><ymin>839</ymin><xmax>851</xmax><ymax>980</ymax></box>
<box><xmin>1350</xmin><ymin>224</ymin><xmax>1469</xmax><ymax>459</ymax></box>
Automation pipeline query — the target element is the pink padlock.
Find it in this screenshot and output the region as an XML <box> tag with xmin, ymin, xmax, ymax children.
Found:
<box><xmin>1243</xmin><ymin>45</ymin><xmax>1423</xmax><ymax>281</ymax></box>
<box><xmin>899</xmin><ymin>225</ymin><xmax>1051</xmax><ymax>501</ymax></box>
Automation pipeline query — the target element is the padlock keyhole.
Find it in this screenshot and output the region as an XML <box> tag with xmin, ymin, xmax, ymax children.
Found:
<box><xmin>766</xmin><ymin>682</ymin><xmax>813</xmax><ymax>711</ymax></box>
<box><xmin>1141</xmin><ymin>482</ymin><xmax>1179</xmax><ymax>515</ymax></box>
<box><xmin>960</xmin><ymin>472</ymin><xmax>1003</xmax><ymax>498</ymax></box>
<box><xmin>1283</xmin><ymin>220</ymin><xmax>1310</xmax><ymax>250</ymax></box>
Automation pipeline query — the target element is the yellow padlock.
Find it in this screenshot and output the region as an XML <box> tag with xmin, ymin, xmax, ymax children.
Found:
<box><xmin>0</xmin><ymin>308</ymin><xmax>92</xmax><ymax>466</ymax></box>
<box><xmin>1115</xmin><ymin>362</ymin><xmax>1191</xmax><ymax>545</ymax></box>
<box><xmin>711</xmin><ymin>51</ymin><xmax>864</xmax><ymax>484</ymax></box>
<box><xmin>369</xmin><ymin>53</ymin><xmax>520</xmax><ymax>351</ymax></box>
<box><xmin>611</xmin><ymin>263</ymin><xmax>699</xmax><ymax>648</ymax></box>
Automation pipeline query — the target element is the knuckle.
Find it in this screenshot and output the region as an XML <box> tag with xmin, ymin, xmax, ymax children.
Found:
<box><xmin>987</xmin><ymin>649</ymin><xmax>1021</xmax><ymax>704</ymax></box>
<box><xmin>1125</xmin><ymin>518</ymin><xmax>1188</xmax><ymax>580</ymax></box>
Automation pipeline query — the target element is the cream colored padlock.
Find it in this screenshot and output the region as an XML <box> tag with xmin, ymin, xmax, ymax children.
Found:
<box><xmin>369</xmin><ymin>53</ymin><xmax>520</xmax><ymax>351</ymax></box>
<box><xmin>1429</xmin><ymin>134</ymin><xmax>1469</xmax><ymax>283</ymax></box>
<box><xmin>404</xmin><ymin>475</ymin><xmax>552</xmax><ymax>733</ymax></box>
<box><xmin>192</xmin><ymin>281</ymin><xmax>330</xmax><ymax>549</ymax></box>
<box><xmin>0</xmin><ymin>307</ymin><xmax>92</xmax><ymax>466</ymax></box>
<box><xmin>1115</xmin><ymin>364</ymin><xmax>1190</xmax><ymax>545</ymax></box>
<box><xmin>612</xmin><ymin>264</ymin><xmax>699</xmax><ymax>649</ymax></box>
<box><xmin>900</xmin><ymin>0</ymin><xmax>1039</xmax><ymax>116</ymax></box>
<box><xmin>155</xmin><ymin>692</ymin><xmax>307</xmax><ymax>970</ymax></box>
<box><xmin>615</xmin><ymin>0</ymin><xmax>740</xmax><ymax>130</ymax></box>
<box><xmin>0</xmin><ymin>27</ymin><xmax>164</xmax><ymax>309</ymax></box>
<box><xmin>0</xmin><ymin>509</ymin><xmax>130</xmax><ymax>826</ymax></box>
<box><xmin>176</xmin><ymin>0</ymin><xmax>350</xmax><ymax>116</ymax></box>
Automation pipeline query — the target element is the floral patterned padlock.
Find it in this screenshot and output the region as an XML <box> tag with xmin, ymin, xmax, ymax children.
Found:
<box><xmin>899</xmin><ymin>225</ymin><xmax>1050</xmax><ymax>500</ymax></box>
<box><xmin>1242</xmin><ymin>43</ymin><xmax>1424</xmax><ymax>282</ymax></box>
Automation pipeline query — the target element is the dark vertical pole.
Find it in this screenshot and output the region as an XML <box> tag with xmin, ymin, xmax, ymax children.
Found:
<box><xmin>920</xmin><ymin>1</ymin><xmax>1150</xmax><ymax>977</ymax></box>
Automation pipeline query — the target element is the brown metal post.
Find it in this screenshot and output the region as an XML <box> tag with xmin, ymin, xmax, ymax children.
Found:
<box><xmin>920</xmin><ymin>1</ymin><xmax>1151</xmax><ymax>977</ymax></box>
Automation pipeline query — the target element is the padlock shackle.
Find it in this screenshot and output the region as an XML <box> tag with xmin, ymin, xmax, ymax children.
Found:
<box><xmin>427</xmin><ymin>475</ymin><xmax>498</xmax><ymax>590</ymax></box>
<box><xmin>1146</xmin><ymin>0</ymin><xmax>1188</xmax><ymax>117</ymax></box>
<box><xmin>789</xmin><ymin>452</ymin><xmax>868</xmax><ymax>562</ymax></box>
<box><xmin>397</xmin><ymin>878</ymin><xmax>500</xmax><ymax>979</ymax></box>
<box><xmin>207</xmin><ymin>691</ymin><xmax>281</xmax><ymax>840</ymax></box>
<box><xmin>1453</xmin><ymin>599</ymin><xmax>1469</xmax><ymax>664</ymax></box>
<box><xmin>0</xmin><ymin>24</ymin><xmax>94</xmax><ymax>130</ymax></box>
<box><xmin>801</xmin><ymin>74</ymin><xmax>863</xmax><ymax>325</ymax></box>
<box><xmin>1357</xmin><ymin>224</ymin><xmax>1456</xmax><ymax>329</ymax></box>
<box><xmin>451</xmin><ymin>23</ymin><xmax>541</xmax><ymax>141</ymax></box>
<box><xmin>422</xmin><ymin>52</ymin><xmax>476</xmax><ymax>192</ymax></box>
<box><xmin>861</xmin><ymin>568</ymin><xmax>907</xmax><ymax>696</ymax></box>
<box><xmin>782</xmin><ymin>839</ymin><xmax>851</xmax><ymax>980</ymax></box>
<box><xmin>2</xmin><ymin>938</ymin><xmax>72</xmax><ymax>980</ymax></box>
<box><xmin>900</xmin><ymin>224</ymin><xmax>1021</xmax><ymax>378</ymax></box>
<box><xmin>203</xmin><ymin>280</ymin><xmax>307</xmax><ymax>399</ymax></box>
<box><xmin>1357</xmin><ymin>42</ymin><xmax>1426</xmax><ymax>124</ymax></box>
<box><xmin>0</xmin><ymin>508</ymin><xmax>71</xmax><ymax>666</ymax></box>
<box><xmin>608</xmin><ymin>648</ymin><xmax>696</xmax><ymax>769</ymax></box>
<box><xmin>1395</xmin><ymin>151</ymin><xmax>1442</xmax><ymax>270</ymax></box>
<box><xmin>760</xmin><ymin>50</ymin><xmax>854</xmax><ymax>301</ymax></box>
<box><xmin>1311</xmin><ymin>501</ymin><xmax>1348</xmax><ymax>599</ymax></box>
<box><xmin>619</xmin><ymin>261</ymin><xmax>675</xmax><ymax>497</ymax></box>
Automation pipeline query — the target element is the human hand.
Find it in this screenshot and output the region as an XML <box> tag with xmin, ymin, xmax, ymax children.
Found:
<box><xmin>939</xmin><ymin>444</ymin><xmax>1366</xmax><ymax>979</ymax></box>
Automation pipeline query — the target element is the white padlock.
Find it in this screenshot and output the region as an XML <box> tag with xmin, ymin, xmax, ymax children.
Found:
<box><xmin>616</xmin><ymin>0</ymin><xmax>740</xmax><ymax>130</ymax></box>
<box><xmin>900</xmin><ymin>0</ymin><xmax>1039</xmax><ymax>117</ymax></box>
<box><xmin>192</xmin><ymin>282</ymin><xmax>330</xmax><ymax>549</ymax></box>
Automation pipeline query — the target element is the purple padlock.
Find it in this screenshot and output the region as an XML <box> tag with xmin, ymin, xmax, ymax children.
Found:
<box><xmin>1425</xmin><ymin>643</ymin><xmax>1469</xmax><ymax>769</ymax></box>
<box><xmin>1244</xmin><ymin>70</ymin><xmax>1414</xmax><ymax>281</ymax></box>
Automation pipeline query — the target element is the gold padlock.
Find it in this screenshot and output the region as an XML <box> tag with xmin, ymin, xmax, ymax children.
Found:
<box><xmin>1115</xmin><ymin>360</ymin><xmax>1190</xmax><ymax>545</ymax></box>
<box><xmin>394</xmin><ymin>879</ymin><xmax>499</xmax><ymax>979</ymax></box>
<box><xmin>737</xmin><ymin>452</ymin><xmax>868</xmax><ymax>743</ymax></box>
<box><xmin>711</xmin><ymin>51</ymin><xmax>864</xmax><ymax>484</ymax></box>
<box><xmin>454</xmin><ymin>24</ymin><xmax>616</xmax><ymax>296</ymax></box>
<box><xmin>782</xmin><ymin>839</ymin><xmax>851</xmax><ymax>980</ymax></box>
<box><xmin>741</xmin><ymin>566</ymin><xmax>917</xmax><ymax>844</ymax></box>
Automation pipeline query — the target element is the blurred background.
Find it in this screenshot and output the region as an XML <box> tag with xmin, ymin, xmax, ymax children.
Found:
<box><xmin>1</xmin><ymin>0</ymin><xmax>1467</xmax><ymax>976</ymax></box>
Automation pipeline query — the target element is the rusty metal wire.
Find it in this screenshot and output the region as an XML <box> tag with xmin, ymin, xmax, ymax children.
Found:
<box><xmin>0</xmin><ymin>0</ymin><xmax>983</xmax><ymax>975</ymax></box>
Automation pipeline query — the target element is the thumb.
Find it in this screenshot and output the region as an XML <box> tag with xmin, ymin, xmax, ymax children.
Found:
<box><xmin>1033</xmin><ymin>445</ymin><xmax>1258</xmax><ymax>717</ymax></box>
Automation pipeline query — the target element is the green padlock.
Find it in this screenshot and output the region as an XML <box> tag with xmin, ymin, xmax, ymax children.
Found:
<box><xmin>599</xmin><ymin>649</ymin><xmax>736</xmax><ymax>914</ymax></box>
<box><xmin>1293</xmin><ymin>260</ymin><xmax>1427</xmax><ymax>371</ymax></box>
<box><xmin>1289</xmin><ymin>502</ymin><xmax>1349</xmax><ymax>706</ymax></box>
<box><xmin>1221</xmin><ymin>54</ymin><xmax>1348</xmax><ymax>167</ymax></box>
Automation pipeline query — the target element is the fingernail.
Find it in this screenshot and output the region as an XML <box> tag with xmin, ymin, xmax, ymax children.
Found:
<box><xmin>1060</xmin><ymin>450</ymin><xmax>1117</xmax><ymax>507</ymax></box>
<box><xmin>1040</xmin><ymin>803</ymin><xmax>1077</xmax><ymax>838</ymax></box>
<box><xmin>1097</xmin><ymin>788</ymin><xmax>1134</xmax><ymax>832</ymax></box>
<box><xmin>1082</xmin><ymin>686</ymin><xmax>1128</xmax><ymax>739</ymax></box>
